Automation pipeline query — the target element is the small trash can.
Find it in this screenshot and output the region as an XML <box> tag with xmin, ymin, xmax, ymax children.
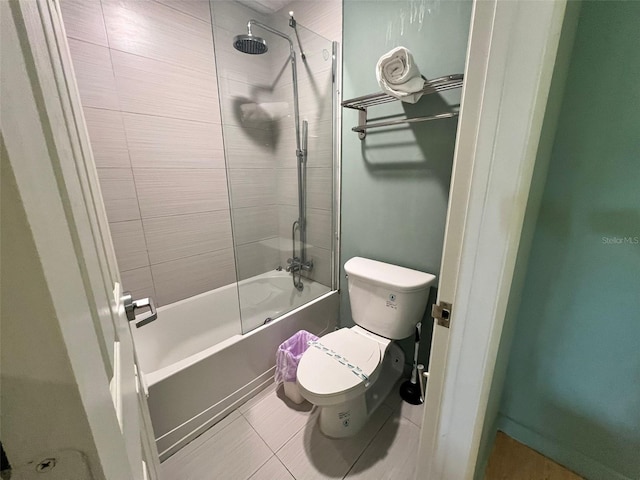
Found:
<box><xmin>275</xmin><ymin>330</ymin><xmax>318</xmax><ymax>404</ymax></box>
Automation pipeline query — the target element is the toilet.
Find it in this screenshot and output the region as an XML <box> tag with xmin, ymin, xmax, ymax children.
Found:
<box><xmin>296</xmin><ymin>257</ymin><xmax>436</xmax><ymax>438</ymax></box>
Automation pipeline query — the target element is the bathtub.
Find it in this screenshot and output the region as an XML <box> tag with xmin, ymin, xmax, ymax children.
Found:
<box><xmin>131</xmin><ymin>270</ymin><xmax>338</xmax><ymax>461</ymax></box>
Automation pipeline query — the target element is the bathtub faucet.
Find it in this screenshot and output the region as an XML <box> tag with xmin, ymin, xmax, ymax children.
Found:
<box><xmin>286</xmin><ymin>256</ymin><xmax>313</xmax><ymax>273</ymax></box>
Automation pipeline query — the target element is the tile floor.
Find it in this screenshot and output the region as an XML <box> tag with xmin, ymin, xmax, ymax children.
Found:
<box><xmin>160</xmin><ymin>381</ymin><xmax>424</xmax><ymax>480</ymax></box>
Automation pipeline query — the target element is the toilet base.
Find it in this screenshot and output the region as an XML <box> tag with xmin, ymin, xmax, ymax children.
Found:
<box><xmin>318</xmin><ymin>395</ymin><xmax>368</xmax><ymax>438</ymax></box>
<box><xmin>317</xmin><ymin>343</ymin><xmax>404</xmax><ymax>438</ymax></box>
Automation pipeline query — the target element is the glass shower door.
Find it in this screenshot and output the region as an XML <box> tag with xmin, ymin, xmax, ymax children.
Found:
<box><xmin>210</xmin><ymin>1</ymin><xmax>335</xmax><ymax>333</ymax></box>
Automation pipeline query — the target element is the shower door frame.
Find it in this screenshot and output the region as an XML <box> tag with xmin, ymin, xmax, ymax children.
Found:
<box><xmin>331</xmin><ymin>39</ymin><xmax>342</xmax><ymax>292</ymax></box>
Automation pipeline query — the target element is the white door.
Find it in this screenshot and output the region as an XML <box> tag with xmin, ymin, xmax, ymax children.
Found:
<box><xmin>415</xmin><ymin>1</ymin><xmax>568</xmax><ymax>479</ymax></box>
<box><xmin>3</xmin><ymin>1</ymin><xmax>160</xmax><ymax>478</ymax></box>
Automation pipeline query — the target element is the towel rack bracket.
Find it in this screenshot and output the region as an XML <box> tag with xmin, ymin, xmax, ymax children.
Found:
<box><xmin>358</xmin><ymin>109</ymin><xmax>367</xmax><ymax>139</ymax></box>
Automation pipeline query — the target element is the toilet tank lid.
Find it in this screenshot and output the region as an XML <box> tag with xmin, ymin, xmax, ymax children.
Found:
<box><xmin>344</xmin><ymin>257</ymin><xmax>436</xmax><ymax>292</ymax></box>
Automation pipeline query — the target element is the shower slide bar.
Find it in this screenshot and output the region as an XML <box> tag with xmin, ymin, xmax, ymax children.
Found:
<box><xmin>341</xmin><ymin>74</ymin><xmax>463</xmax><ymax>139</ymax></box>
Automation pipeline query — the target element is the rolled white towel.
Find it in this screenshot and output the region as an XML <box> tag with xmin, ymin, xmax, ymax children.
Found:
<box><xmin>376</xmin><ymin>47</ymin><xmax>425</xmax><ymax>104</ymax></box>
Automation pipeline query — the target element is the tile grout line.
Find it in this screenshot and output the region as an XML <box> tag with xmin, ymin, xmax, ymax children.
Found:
<box><xmin>341</xmin><ymin>407</ymin><xmax>397</xmax><ymax>480</ymax></box>
<box><xmin>82</xmin><ymin>104</ymin><xmax>225</xmax><ymax>127</ymax></box>
<box><xmin>162</xmin><ymin>412</ymin><xmax>244</xmax><ymax>469</ymax></box>
<box><xmin>239</xmin><ymin>410</ymin><xmax>277</xmax><ymax>456</ymax></box>
<box><xmin>272</xmin><ymin>411</ymin><xmax>316</xmax><ymax>457</ymax></box>
<box><xmin>245</xmin><ymin>453</ymin><xmax>276</xmax><ymax>480</ymax></box>
<box><xmin>240</xmin><ymin>393</ymin><xmax>312</xmax><ymax>459</ymax></box>
<box><xmin>93</xmin><ymin>0</ymin><xmax>159</xmax><ymax>301</ymax></box>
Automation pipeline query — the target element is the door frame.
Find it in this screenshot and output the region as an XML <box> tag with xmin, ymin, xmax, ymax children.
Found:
<box><xmin>3</xmin><ymin>0</ymin><xmax>159</xmax><ymax>478</ymax></box>
<box><xmin>417</xmin><ymin>0</ymin><xmax>568</xmax><ymax>479</ymax></box>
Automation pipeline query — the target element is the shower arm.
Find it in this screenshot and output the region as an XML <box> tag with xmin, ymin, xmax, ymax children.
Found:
<box><xmin>247</xmin><ymin>21</ymin><xmax>301</xmax><ymax>154</ymax></box>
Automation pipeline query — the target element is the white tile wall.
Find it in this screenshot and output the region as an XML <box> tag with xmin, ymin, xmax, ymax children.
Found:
<box><xmin>301</xmin><ymin>244</ymin><xmax>332</xmax><ymax>287</ymax></box>
<box><xmin>235</xmin><ymin>239</ymin><xmax>281</xmax><ymax>280</ymax></box>
<box><xmin>67</xmin><ymin>38</ymin><xmax>119</xmax><ymax>110</ymax></box>
<box><xmin>152</xmin><ymin>248</ymin><xmax>237</xmax><ymax>305</ymax></box>
<box><xmin>155</xmin><ymin>0</ymin><xmax>211</xmax><ymax>23</ymax></box>
<box><xmin>306</xmin><ymin>167</ymin><xmax>333</xmax><ymax>211</ymax></box>
<box><xmin>63</xmin><ymin>0</ymin><xmax>340</xmax><ymax>306</ymax></box>
<box><xmin>63</xmin><ymin>0</ymin><xmax>233</xmax><ymax>306</ymax></box>
<box><xmin>233</xmin><ymin>205</ymin><xmax>279</xmax><ymax>245</ymax></box>
<box><xmin>59</xmin><ymin>0</ymin><xmax>108</xmax><ymax>46</ymax></box>
<box><xmin>123</xmin><ymin>113</ymin><xmax>225</xmax><ymax>169</ymax></box>
<box><xmin>109</xmin><ymin>220</ymin><xmax>150</xmax><ymax>271</ymax></box>
<box><xmin>277</xmin><ymin>168</ymin><xmax>298</xmax><ymax>207</ymax></box>
<box><xmin>134</xmin><ymin>168</ymin><xmax>230</xmax><ymax>218</ymax></box>
<box><xmin>223</xmin><ymin>125</ymin><xmax>277</xmax><ymax>169</ymax></box>
<box><xmin>143</xmin><ymin>210</ymin><xmax>233</xmax><ymax>264</ymax></box>
<box><xmin>83</xmin><ymin>108</ymin><xmax>130</xmax><ymax>168</ymax></box>
<box><xmin>102</xmin><ymin>0</ymin><xmax>216</xmax><ymax>74</ymax></box>
<box><xmin>228</xmin><ymin>169</ymin><xmax>278</xmax><ymax>208</ymax></box>
<box><xmin>96</xmin><ymin>167</ymin><xmax>141</xmax><ymax>222</ymax></box>
<box><xmin>111</xmin><ymin>50</ymin><xmax>220</xmax><ymax>123</ymax></box>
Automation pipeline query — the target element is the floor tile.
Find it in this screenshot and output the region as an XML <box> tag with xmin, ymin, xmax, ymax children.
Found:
<box><xmin>249</xmin><ymin>456</ymin><xmax>295</xmax><ymax>480</ymax></box>
<box><xmin>238</xmin><ymin>382</ymin><xmax>278</xmax><ymax>414</ymax></box>
<box><xmin>344</xmin><ymin>412</ymin><xmax>420</xmax><ymax>480</ymax></box>
<box><xmin>242</xmin><ymin>386</ymin><xmax>314</xmax><ymax>452</ymax></box>
<box><xmin>383</xmin><ymin>380</ymin><xmax>425</xmax><ymax>427</ymax></box>
<box><xmin>277</xmin><ymin>404</ymin><xmax>393</xmax><ymax>480</ymax></box>
<box><xmin>164</xmin><ymin>410</ymin><xmax>241</xmax><ymax>462</ymax></box>
<box><xmin>160</xmin><ymin>415</ymin><xmax>271</xmax><ymax>480</ymax></box>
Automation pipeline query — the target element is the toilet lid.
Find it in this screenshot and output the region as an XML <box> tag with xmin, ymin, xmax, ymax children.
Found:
<box><xmin>297</xmin><ymin>329</ymin><xmax>381</xmax><ymax>397</ymax></box>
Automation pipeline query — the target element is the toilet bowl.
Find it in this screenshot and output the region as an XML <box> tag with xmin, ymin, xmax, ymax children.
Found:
<box><xmin>296</xmin><ymin>325</ymin><xmax>404</xmax><ymax>438</ymax></box>
<box><xmin>296</xmin><ymin>257</ymin><xmax>436</xmax><ymax>438</ymax></box>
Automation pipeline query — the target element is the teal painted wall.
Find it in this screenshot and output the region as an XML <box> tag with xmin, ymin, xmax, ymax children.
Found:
<box><xmin>340</xmin><ymin>0</ymin><xmax>472</xmax><ymax>362</ymax></box>
<box><xmin>499</xmin><ymin>3</ymin><xmax>640</xmax><ymax>479</ymax></box>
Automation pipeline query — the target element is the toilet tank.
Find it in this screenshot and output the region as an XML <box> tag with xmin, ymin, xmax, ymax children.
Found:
<box><xmin>345</xmin><ymin>257</ymin><xmax>436</xmax><ymax>339</ymax></box>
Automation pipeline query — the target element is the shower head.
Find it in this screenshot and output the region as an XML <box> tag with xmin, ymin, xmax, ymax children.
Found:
<box><xmin>233</xmin><ymin>34</ymin><xmax>268</xmax><ymax>55</ymax></box>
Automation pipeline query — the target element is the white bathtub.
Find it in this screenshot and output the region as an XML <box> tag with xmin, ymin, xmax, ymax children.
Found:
<box><xmin>131</xmin><ymin>271</ymin><xmax>338</xmax><ymax>461</ymax></box>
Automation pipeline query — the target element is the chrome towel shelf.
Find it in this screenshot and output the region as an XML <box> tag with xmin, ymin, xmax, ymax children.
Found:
<box><xmin>341</xmin><ymin>74</ymin><xmax>464</xmax><ymax>139</ymax></box>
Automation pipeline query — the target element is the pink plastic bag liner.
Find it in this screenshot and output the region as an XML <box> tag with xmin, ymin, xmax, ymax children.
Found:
<box><xmin>275</xmin><ymin>330</ymin><xmax>318</xmax><ymax>385</ymax></box>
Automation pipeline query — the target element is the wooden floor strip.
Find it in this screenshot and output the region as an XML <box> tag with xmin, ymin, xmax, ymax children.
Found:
<box><xmin>484</xmin><ymin>432</ymin><xmax>584</xmax><ymax>480</ymax></box>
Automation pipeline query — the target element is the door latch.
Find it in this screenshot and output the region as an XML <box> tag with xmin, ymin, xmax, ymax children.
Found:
<box><xmin>432</xmin><ymin>301</ymin><xmax>452</xmax><ymax>328</ymax></box>
<box><xmin>122</xmin><ymin>291</ymin><xmax>157</xmax><ymax>328</ymax></box>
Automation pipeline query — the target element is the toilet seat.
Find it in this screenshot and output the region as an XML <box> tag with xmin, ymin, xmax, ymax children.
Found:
<box><xmin>297</xmin><ymin>328</ymin><xmax>384</xmax><ymax>405</ymax></box>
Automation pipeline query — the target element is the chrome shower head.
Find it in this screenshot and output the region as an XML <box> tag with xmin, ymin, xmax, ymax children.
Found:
<box><xmin>233</xmin><ymin>34</ymin><xmax>268</xmax><ymax>55</ymax></box>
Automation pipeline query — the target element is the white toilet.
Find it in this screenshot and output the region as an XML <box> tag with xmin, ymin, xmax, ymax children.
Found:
<box><xmin>296</xmin><ymin>257</ymin><xmax>436</xmax><ymax>438</ymax></box>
